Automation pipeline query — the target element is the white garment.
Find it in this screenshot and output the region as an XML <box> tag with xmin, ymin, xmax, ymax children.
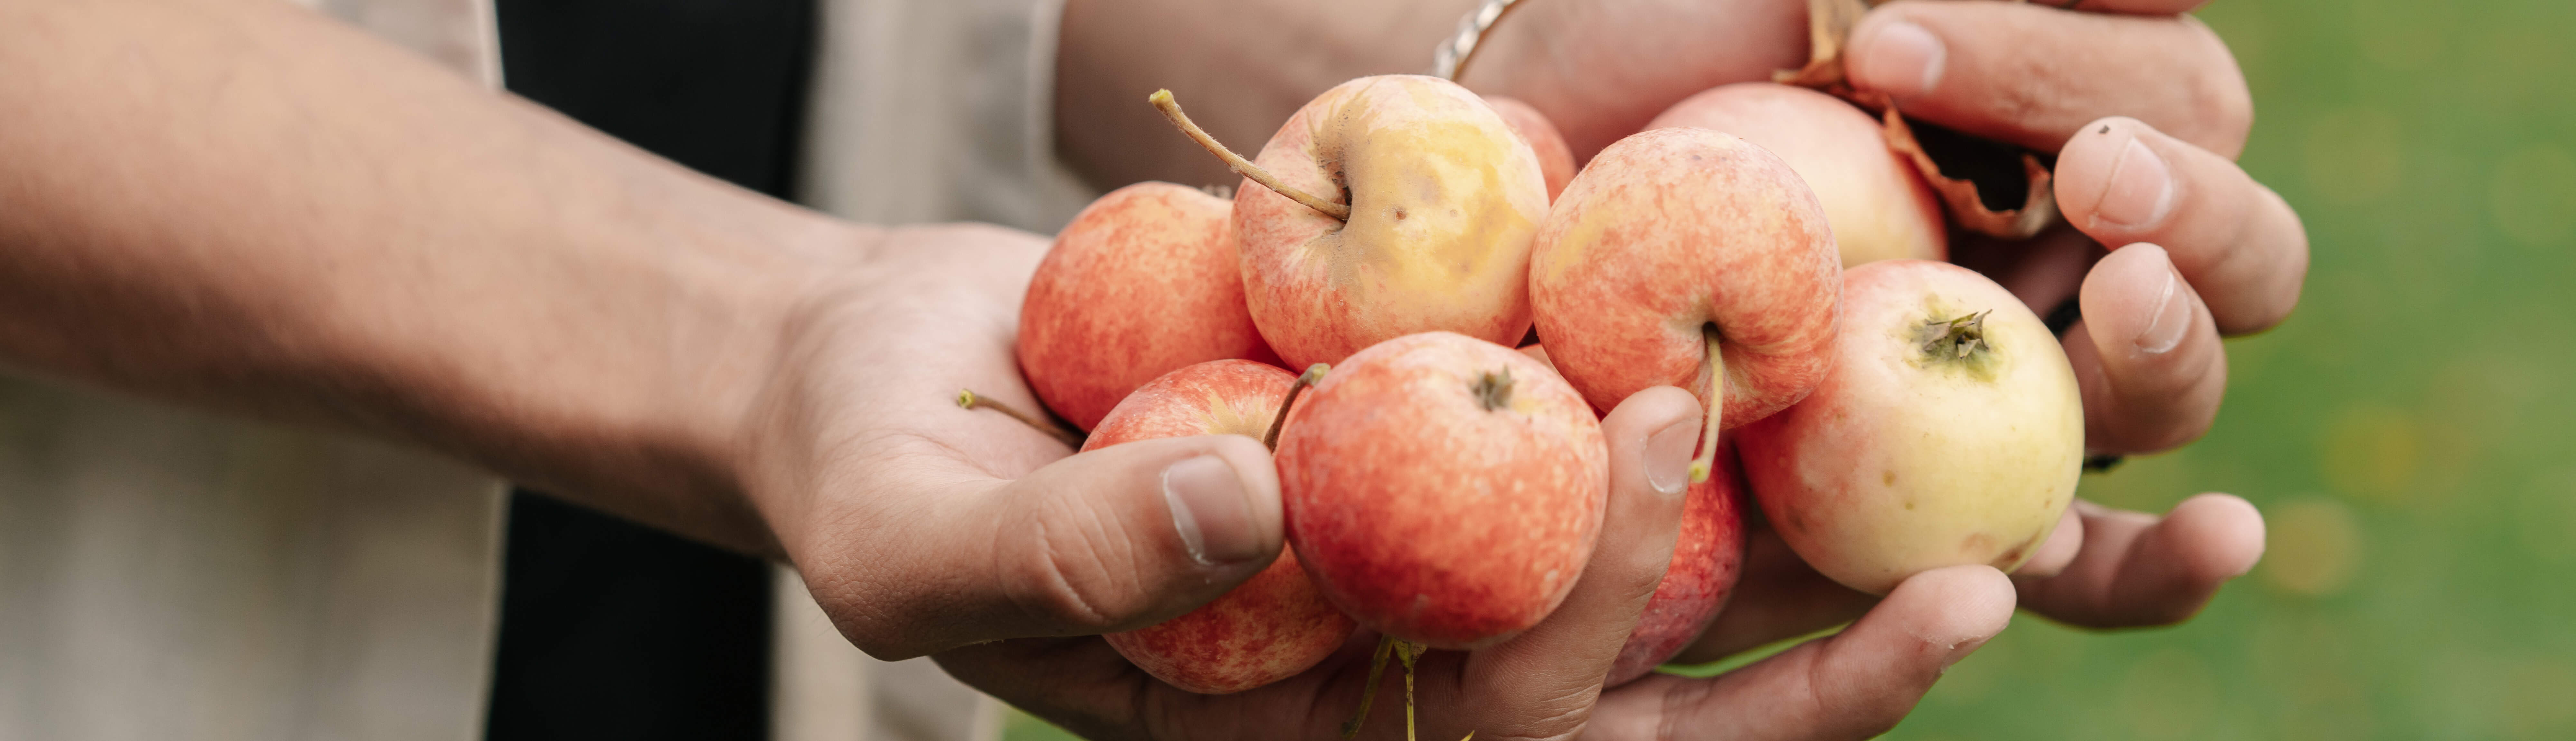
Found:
<box><xmin>0</xmin><ymin>0</ymin><xmax>1092</xmax><ymax>739</ymax></box>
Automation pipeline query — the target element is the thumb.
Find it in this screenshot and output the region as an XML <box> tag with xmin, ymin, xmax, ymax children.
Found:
<box><xmin>810</xmin><ymin>433</ymin><xmax>1283</xmax><ymax>660</ymax></box>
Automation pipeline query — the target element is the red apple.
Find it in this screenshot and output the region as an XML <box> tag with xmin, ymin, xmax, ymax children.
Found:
<box><xmin>1089</xmin><ymin>360</ymin><xmax>1355</xmax><ymax>694</ymax></box>
<box><xmin>1738</xmin><ymin>260</ymin><xmax>2082</xmax><ymax>595</ymax></box>
<box><xmin>1019</xmin><ymin>182</ymin><xmax>1280</xmax><ymax>431</ymax></box>
<box><xmin>1528</xmin><ymin>127</ymin><xmax>1843</xmax><ymax>479</ymax></box>
<box><xmin>1234</xmin><ymin>75</ymin><xmax>1552</xmax><ymax>370</ymax></box>
<box><xmin>1605</xmin><ymin>438</ymin><xmax>1749</xmax><ymax>686</ymax></box>
<box><xmin>1484</xmin><ymin>95</ymin><xmax>1577</xmax><ymax>202</ymax></box>
<box><xmin>1275</xmin><ymin>332</ymin><xmax>1606</xmax><ymax>650</ymax></box>
<box><xmin>1649</xmin><ymin>83</ymin><xmax>1946</xmax><ymax>266</ymax></box>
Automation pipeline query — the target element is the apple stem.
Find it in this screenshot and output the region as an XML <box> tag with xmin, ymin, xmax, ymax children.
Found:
<box><xmin>1688</xmin><ymin>327</ymin><xmax>1726</xmax><ymax>483</ymax></box>
<box><xmin>955</xmin><ymin>389</ymin><xmax>1084</xmax><ymax>448</ymax></box>
<box><xmin>1262</xmin><ymin>363</ymin><xmax>1330</xmax><ymax>451</ymax></box>
<box><xmin>1340</xmin><ymin>635</ymin><xmax>1399</xmax><ymax>738</ymax></box>
<box><xmin>1397</xmin><ymin>640</ymin><xmax>1421</xmax><ymax>741</ymax></box>
<box><xmin>1149</xmin><ymin>89</ymin><xmax>1353</xmax><ymax>222</ymax></box>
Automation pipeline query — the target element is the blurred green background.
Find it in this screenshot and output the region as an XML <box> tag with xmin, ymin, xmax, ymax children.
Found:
<box><xmin>1008</xmin><ymin>0</ymin><xmax>2576</xmax><ymax>738</ymax></box>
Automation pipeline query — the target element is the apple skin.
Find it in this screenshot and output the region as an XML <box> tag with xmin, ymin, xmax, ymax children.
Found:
<box><xmin>1019</xmin><ymin>182</ymin><xmax>1281</xmax><ymax>431</ymax></box>
<box><xmin>1648</xmin><ymin>83</ymin><xmax>1946</xmax><ymax>267</ymax></box>
<box><xmin>1738</xmin><ymin>260</ymin><xmax>2083</xmax><ymax>595</ymax></box>
<box><xmin>1236</xmin><ymin>75</ymin><xmax>1551</xmax><ymax>370</ymax></box>
<box><xmin>1605</xmin><ymin>439</ymin><xmax>1749</xmax><ymax>687</ymax></box>
<box><xmin>1484</xmin><ymin>95</ymin><xmax>1577</xmax><ymax>202</ymax></box>
<box><xmin>1089</xmin><ymin>360</ymin><xmax>1357</xmax><ymax>694</ymax></box>
<box><xmin>1528</xmin><ymin>127</ymin><xmax>1843</xmax><ymax>425</ymax></box>
<box><xmin>1275</xmin><ymin>332</ymin><xmax>1607</xmax><ymax>650</ymax></box>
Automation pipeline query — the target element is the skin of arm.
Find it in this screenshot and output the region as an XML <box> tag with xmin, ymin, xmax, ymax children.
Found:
<box><xmin>0</xmin><ymin>0</ymin><xmax>845</xmax><ymax>555</ymax></box>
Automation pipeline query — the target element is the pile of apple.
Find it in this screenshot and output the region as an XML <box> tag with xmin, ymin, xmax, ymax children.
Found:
<box><xmin>1000</xmin><ymin>73</ymin><xmax>2083</xmax><ymax>703</ymax></box>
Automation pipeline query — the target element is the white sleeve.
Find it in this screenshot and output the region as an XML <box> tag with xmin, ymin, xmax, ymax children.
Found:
<box><xmin>798</xmin><ymin>0</ymin><xmax>1099</xmax><ymax>234</ymax></box>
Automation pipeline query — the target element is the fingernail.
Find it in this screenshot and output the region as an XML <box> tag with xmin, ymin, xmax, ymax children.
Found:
<box><xmin>2092</xmin><ymin>136</ymin><xmax>2175</xmax><ymax>230</ymax></box>
<box><xmin>1645</xmin><ymin>419</ymin><xmax>1699</xmax><ymax>496</ymax></box>
<box><xmin>2135</xmin><ymin>263</ymin><xmax>2191</xmax><ymax>354</ymax></box>
<box><xmin>1853</xmin><ymin>20</ymin><xmax>1945</xmax><ymax>99</ymax></box>
<box><xmin>1940</xmin><ymin>635</ymin><xmax>1993</xmax><ymax>670</ymax></box>
<box><xmin>1162</xmin><ymin>456</ymin><xmax>1263</xmax><ymax>565</ymax></box>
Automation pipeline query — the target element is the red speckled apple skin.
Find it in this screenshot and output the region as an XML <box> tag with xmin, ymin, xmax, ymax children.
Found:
<box><xmin>1088</xmin><ymin>360</ymin><xmax>1355</xmax><ymax>694</ymax></box>
<box><xmin>1020</xmin><ymin>182</ymin><xmax>1281</xmax><ymax>432</ymax></box>
<box><xmin>1275</xmin><ymin>332</ymin><xmax>1607</xmax><ymax>650</ymax></box>
<box><xmin>1605</xmin><ymin>438</ymin><xmax>1750</xmax><ymax>687</ymax></box>
<box><xmin>1528</xmin><ymin>127</ymin><xmax>1843</xmax><ymax>427</ymax></box>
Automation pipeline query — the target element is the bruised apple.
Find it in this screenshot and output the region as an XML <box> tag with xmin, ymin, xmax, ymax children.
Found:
<box><xmin>1226</xmin><ymin>76</ymin><xmax>1551</xmax><ymax>369</ymax></box>
<box><xmin>1649</xmin><ymin>83</ymin><xmax>1946</xmax><ymax>267</ymax></box>
<box><xmin>1089</xmin><ymin>360</ymin><xmax>1355</xmax><ymax>693</ymax></box>
<box><xmin>1738</xmin><ymin>260</ymin><xmax>2082</xmax><ymax>595</ymax></box>
<box><xmin>1275</xmin><ymin>332</ymin><xmax>1606</xmax><ymax>650</ymax></box>
<box><xmin>1019</xmin><ymin>182</ymin><xmax>1278</xmax><ymax>430</ymax></box>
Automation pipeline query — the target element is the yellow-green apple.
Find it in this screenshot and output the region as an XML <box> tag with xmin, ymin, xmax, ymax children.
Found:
<box><xmin>1648</xmin><ymin>83</ymin><xmax>1946</xmax><ymax>267</ymax></box>
<box><xmin>1529</xmin><ymin>127</ymin><xmax>1842</xmax><ymax>481</ymax></box>
<box><xmin>1605</xmin><ymin>438</ymin><xmax>1748</xmax><ymax>686</ymax></box>
<box><xmin>1231</xmin><ymin>75</ymin><xmax>1551</xmax><ymax>369</ymax></box>
<box><xmin>1274</xmin><ymin>332</ymin><xmax>1605</xmax><ymax>650</ymax></box>
<box><xmin>1019</xmin><ymin>182</ymin><xmax>1280</xmax><ymax>431</ymax></box>
<box><xmin>1484</xmin><ymin>95</ymin><xmax>1577</xmax><ymax>202</ymax></box>
<box><xmin>1088</xmin><ymin>360</ymin><xmax>1355</xmax><ymax>694</ymax></box>
<box><xmin>1737</xmin><ymin>260</ymin><xmax>2082</xmax><ymax>595</ymax></box>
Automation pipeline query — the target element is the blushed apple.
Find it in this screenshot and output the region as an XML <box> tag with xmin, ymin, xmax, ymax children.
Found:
<box><xmin>1089</xmin><ymin>360</ymin><xmax>1355</xmax><ymax>694</ymax></box>
<box><xmin>1275</xmin><ymin>332</ymin><xmax>1606</xmax><ymax>650</ymax></box>
<box><xmin>1605</xmin><ymin>438</ymin><xmax>1749</xmax><ymax>686</ymax></box>
<box><xmin>1737</xmin><ymin>260</ymin><xmax>2082</xmax><ymax>595</ymax></box>
<box><xmin>1484</xmin><ymin>95</ymin><xmax>1577</xmax><ymax>202</ymax></box>
<box><xmin>1019</xmin><ymin>182</ymin><xmax>1279</xmax><ymax>431</ymax></box>
<box><xmin>1648</xmin><ymin>83</ymin><xmax>1945</xmax><ymax>267</ymax></box>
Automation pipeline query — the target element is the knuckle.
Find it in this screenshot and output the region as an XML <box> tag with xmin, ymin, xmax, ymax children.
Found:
<box><xmin>1003</xmin><ymin>492</ymin><xmax>1155</xmax><ymax>633</ymax></box>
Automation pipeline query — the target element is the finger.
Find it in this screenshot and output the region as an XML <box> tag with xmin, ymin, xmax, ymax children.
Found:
<box><xmin>1447</xmin><ymin>385</ymin><xmax>1702</xmax><ymax>739</ymax></box>
<box><xmin>2012</xmin><ymin>505</ymin><xmax>2088</xmax><ymax>578</ymax></box>
<box><xmin>803</xmin><ymin>433</ymin><xmax>1283</xmax><ymax>659</ymax></box>
<box><xmin>2062</xmin><ymin>244</ymin><xmax>2227</xmax><ymax>454</ymax></box>
<box><xmin>1668</xmin><ymin>524</ymin><xmax>1873</xmax><ymax>664</ymax></box>
<box><xmin>1845</xmin><ymin>1</ymin><xmax>2252</xmax><ymax>157</ymax></box>
<box><xmin>2061</xmin><ymin>0</ymin><xmax>2211</xmax><ymax>14</ymax></box>
<box><xmin>2014</xmin><ymin>494</ymin><xmax>2266</xmax><ymax>627</ymax></box>
<box><xmin>1587</xmin><ymin>565</ymin><xmax>2015</xmax><ymax>741</ymax></box>
<box><xmin>2055</xmin><ymin>117</ymin><xmax>2310</xmax><ymax>334</ymax></box>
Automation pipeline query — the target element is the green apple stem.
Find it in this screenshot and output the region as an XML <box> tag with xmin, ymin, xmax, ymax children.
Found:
<box><xmin>1148</xmin><ymin>89</ymin><xmax>1353</xmax><ymax>222</ymax></box>
<box><xmin>1263</xmin><ymin>363</ymin><xmax>1330</xmax><ymax>451</ymax></box>
<box><xmin>1688</xmin><ymin>326</ymin><xmax>1727</xmax><ymax>483</ymax></box>
<box><xmin>1397</xmin><ymin>640</ymin><xmax>1421</xmax><ymax>741</ymax></box>
<box><xmin>1341</xmin><ymin>635</ymin><xmax>1400</xmax><ymax>738</ymax></box>
<box><xmin>955</xmin><ymin>389</ymin><xmax>1084</xmax><ymax>448</ymax></box>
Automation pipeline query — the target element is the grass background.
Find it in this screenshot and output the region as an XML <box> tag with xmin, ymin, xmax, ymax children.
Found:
<box><xmin>1009</xmin><ymin>0</ymin><xmax>2576</xmax><ymax>737</ymax></box>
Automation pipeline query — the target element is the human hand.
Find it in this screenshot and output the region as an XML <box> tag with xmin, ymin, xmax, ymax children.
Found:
<box><xmin>936</xmin><ymin>386</ymin><xmax>2020</xmax><ymax>741</ymax></box>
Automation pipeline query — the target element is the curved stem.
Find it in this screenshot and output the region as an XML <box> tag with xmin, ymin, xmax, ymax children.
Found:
<box><xmin>956</xmin><ymin>389</ymin><xmax>1084</xmax><ymax>448</ymax></box>
<box><xmin>1688</xmin><ymin>327</ymin><xmax>1726</xmax><ymax>483</ymax></box>
<box><xmin>1341</xmin><ymin>635</ymin><xmax>1399</xmax><ymax>739</ymax></box>
<box><xmin>1149</xmin><ymin>89</ymin><xmax>1351</xmax><ymax>222</ymax></box>
<box><xmin>1264</xmin><ymin>363</ymin><xmax>1330</xmax><ymax>451</ymax></box>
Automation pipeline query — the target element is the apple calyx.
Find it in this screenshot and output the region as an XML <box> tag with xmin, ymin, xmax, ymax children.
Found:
<box><xmin>1149</xmin><ymin>89</ymin><xmax>1352</xmax><ymax>222</ymax></box>
<box><xmin>955</xmin><ymin>388</ymin><xmax>1085</xmax><ymax>447</ymax></box>
<box><xmin>1262</xmin><ymin>363</ymin><xmax>1330</xmax><ymax>450</ymax></box>
<box><xmin>1471</xmin><ymin>369</ymin><xmax>1515</xmax><ymax>412</ymax></box>
<box><xmin>1687</xmin><ymin>325</ymin><xmax>1729</xmax><ymax>483</ymax></box>
<box><xmin>1918</xmin><ymin>310</ymin><xmax>1994</xmax><ymax>363</ymax></box>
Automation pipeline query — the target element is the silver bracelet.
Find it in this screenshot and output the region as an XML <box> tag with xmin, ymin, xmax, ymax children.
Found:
<box><xmin>1431</xmin><ymin>0</ymin><xmax>1527</xmax><ymax>81</ymax></box>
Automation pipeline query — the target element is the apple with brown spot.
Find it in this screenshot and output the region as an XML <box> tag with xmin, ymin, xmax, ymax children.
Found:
<box><xmin>1089</xmin><ymin>360</ymin><xmax>1355</xmax><ymax>694</ymax></box>
<box><xmin>1738</xmin><ymin>259</ymin><xmax>2082</xmax><ymax>595</ymax></box>
<box><xmin>1275</xmin><ymin>332</ymin><xmax>1606</xmax><ymax>650</ymax></box>
<box><xmin>1649</xmin><ymin>83</ymin><xmax>1946</xmax><ymax>267</ymax></box>
<box><xmin>1019</xmin><ymin>182</ymin><xmax>1280</xmax><ymax>431</ymax></box>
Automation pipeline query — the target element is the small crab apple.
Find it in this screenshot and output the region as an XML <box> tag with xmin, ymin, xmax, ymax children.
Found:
<box><xmin>1089</xmin><ymin>360</ymin><xmax>1355</xmax><ymax>694</ymax></box>
<box><xmin>1605</xmin><ymin>438</ymin><xmax>1749</xmax><ymax>686</ymax></box>
<box><xmin>1275</xmin><ymin>332</ymin><xmax>1607</xmax><ymax>650</ymax></box>
<box><xmin>1151</xmin><ymin>77</ymin><xmax>1550</xmax><ymax>370</ymax></box>
<box><xmin>1648</xmin><ymin>83</ymin><xmax>1946</xmax><ymax>267</ymax></box>
<box><xmin>1018</xmin><ymin>182</ymin><xmax>1279</xmax><ymax>431</ymax></box>
<box><xmin>1529</xmin><ymin>126</ymin><xmax>1843</xmax><ymax>486</ymax></box>
<box><xmin>1738</xmin><ymin>260</ymin><xmax>2083</xmax><ymax>595</ymax></box>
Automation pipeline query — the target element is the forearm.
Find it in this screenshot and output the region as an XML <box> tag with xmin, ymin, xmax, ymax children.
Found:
<box><xmin>0</xmin><ymin>0</ymin><xmax>840</xmax><ymax>554</ymax></box>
